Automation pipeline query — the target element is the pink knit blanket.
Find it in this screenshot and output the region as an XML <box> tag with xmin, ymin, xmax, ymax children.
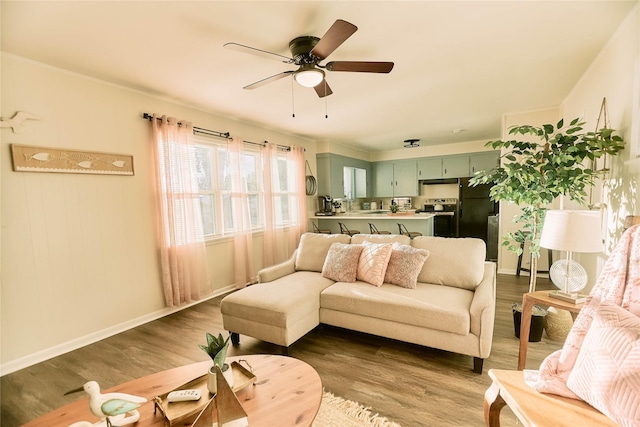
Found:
<box><xmin>524</xmin><ymin>224</ymin><xmax>640</xmax><ymax>398</ymax></box>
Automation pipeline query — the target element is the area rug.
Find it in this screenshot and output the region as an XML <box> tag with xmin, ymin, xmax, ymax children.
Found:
<box><xmin>313</xmin><ymin>391</ymin><xmax>402</xmax><ymax>427</ymax></box>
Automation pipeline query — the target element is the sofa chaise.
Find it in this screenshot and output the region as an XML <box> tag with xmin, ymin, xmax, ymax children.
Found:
<box><xmin>220</xmin><ymin>232</ymin><xmax>496</xmax><ymax>373</ymax></box>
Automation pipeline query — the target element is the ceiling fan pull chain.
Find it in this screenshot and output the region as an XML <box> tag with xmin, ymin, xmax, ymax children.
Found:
<box><xmin>291</xmin><ymin>76</ymin><xmax>296</xmax><ymax>118</ymax></box>
<box><xmin>324</xmin><ymin>81</ymin><xmax>328</xmax><ymax>119</ymax></box>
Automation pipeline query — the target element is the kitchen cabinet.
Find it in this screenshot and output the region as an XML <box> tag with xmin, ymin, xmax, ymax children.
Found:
<box><xmin>469</xmin><ymin>151</ymin><xmax>499</xmax><ymax>175</ymax></box>
<box><xmin>316</xmin><ymin>153</ymin><xmax>370</xmax><ymax>199</ymax></box>
<box><xmin>373</xmin><ymin>160</ymin><xmax>417</xmax><ymax>197</ymax></box>
<box><xmin>417</xmin><ymin>158</ymin><xmax>442</xmax><ymax>180</ymax></box>
<box><xmin>393</xmin><ymin>160</ymin><xmax>418</xmax><ymax>195</ymax></box>
<box><xmin>443</xmin><ymin>156</ymin><xmax>470</xmax><ymax>178</ymax></box>
<box><xmin>418</xmin><ymin>156</ymin><xmax>469</xmax><ymax>179</ymax></box>
<box><xmin>373</xmin><ymin>162</ymin><xmax>394</xmax><ymax>197</ymax></box>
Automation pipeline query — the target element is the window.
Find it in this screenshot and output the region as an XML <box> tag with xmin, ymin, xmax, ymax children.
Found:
<box><xmin>194</xmin><ymin>138</ymin><xmax>299</xmax><ymax>238</ymax></box>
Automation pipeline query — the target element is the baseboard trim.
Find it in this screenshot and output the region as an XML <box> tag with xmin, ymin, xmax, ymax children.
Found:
<box><xmin>497</xmin><ymin>268</ymin><xmax>549</xmax><ymax>278</ymax></box>
<box><xmin>0</xmin><ymin>285</ymin><xmax>235</xmax><ymax>376</ymax></box>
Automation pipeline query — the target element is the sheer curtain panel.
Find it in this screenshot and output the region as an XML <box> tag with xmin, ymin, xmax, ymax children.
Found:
<box><xmin>262</xmin><ymin>143</ymin><xmax>307</xmax><ymax>268</ymax></box>
<box><xmin>150</xmin><ymin>115</ymin><xmax>210</xmax><ymax>306</ymax></box>
<box><xmin>289</xmin><ymin>145</ymin><xmax>308</xmax><ymax>247</ymax></box>
<box><xmin>227</xmin><ymin>137</ymin><xmax>256</xmax><ymax>288</ymax></box>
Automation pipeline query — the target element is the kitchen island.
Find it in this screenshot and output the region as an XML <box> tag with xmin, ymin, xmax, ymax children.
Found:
<box><xmin>312</xmin><ymin>212</ymin><xmax>435</xmax><ymax>236</ymax></box>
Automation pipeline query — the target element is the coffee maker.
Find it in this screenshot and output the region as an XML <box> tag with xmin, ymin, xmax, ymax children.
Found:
<box><xmin>317</xmin><ymin>195</ymin><xmax>334</xmax><ymax>215</ymax></box>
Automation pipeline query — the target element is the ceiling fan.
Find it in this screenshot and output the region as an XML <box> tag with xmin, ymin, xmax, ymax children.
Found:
<box><xmin>224</xmin><ymin>19</ymin><xmax>394</xmax><ymax>98</ymax></box>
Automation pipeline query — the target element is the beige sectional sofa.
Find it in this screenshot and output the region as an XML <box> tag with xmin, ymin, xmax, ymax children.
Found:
<box><xmin>221</xmin><ymin>232</ymin><xmax>496</xmax><ymax>373</ymax></box>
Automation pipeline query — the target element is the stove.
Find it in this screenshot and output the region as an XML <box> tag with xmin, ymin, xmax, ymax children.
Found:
<box><xmin>423</xmin><ymin>198</ymin><xmax>459</xmax><ymax>210</ymax></box>
<box><xmin>422</xmin><ymin>198</ymin><xmax>459</xmax><ymax>236</ymax></box>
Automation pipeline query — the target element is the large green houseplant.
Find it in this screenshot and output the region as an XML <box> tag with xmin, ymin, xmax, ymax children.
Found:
<box><xmin>469</xmin><ymin>117</ymin><xmax>625</xmax><ymax>293</ymax></box>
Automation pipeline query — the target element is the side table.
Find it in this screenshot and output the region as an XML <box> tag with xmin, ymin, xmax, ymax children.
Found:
<box><xmin>517</xmin><ymin>291</ymin><xmax>584</xmax><ymax>370</ymax></box>
<box><xmin>484</xmin><ymin>369</ymin><xmax>616</xmax><ymax>426</ymax></box>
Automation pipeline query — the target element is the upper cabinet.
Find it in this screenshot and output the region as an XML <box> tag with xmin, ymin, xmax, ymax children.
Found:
<box><xmin>373</xmin><ymin>160</ymin><xmax>417</xmax><ymax>197</ymax></box>
<box><xmin>469</xmin><ymin>151</ymin><xmax>499</xmax><ymax>175</ymax></box>
<box><xmin>417</xmin><ymin>152</ymin><xmax>499</xmax><ymax>180</ymax></box>
<box><xmin>417</xmin><ymin>158</ymin><xmax>442</xmax><ymax>180</ymax></box>
<box><xmin>317</xmin><ymin>151</ymin><xmax>499</xmax><ymax>199</ymax></box>
<box><xmin>373</xmin><ymin>162</ymin><xmax>394</xmax><ymax>197</ymax></box>
<box><xmin>316</xmin><ymin>153</ymin><xmax>370</xmax><ymax>199</ymax></box>
<box><xmin>417</xmin><ymin>155</ymin><xmax>469</xmax><ymax>179</ymax></box>
<box><xmin>443</xmin><ymin>156</ymin><xmax>470</xmax><ymax>178</ymax></box>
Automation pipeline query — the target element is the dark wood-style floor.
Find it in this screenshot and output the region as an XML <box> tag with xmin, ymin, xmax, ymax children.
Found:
<box><xmin>1</xmin><ymin>274</ymin><xmax>563</xmax><ymax>427</ymax></box>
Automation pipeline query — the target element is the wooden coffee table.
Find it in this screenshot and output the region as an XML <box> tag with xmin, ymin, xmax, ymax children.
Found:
<box><xmin>23</xmin><ymin>354</ymin><xmax>323</xmax><ymax>427</ymax></box>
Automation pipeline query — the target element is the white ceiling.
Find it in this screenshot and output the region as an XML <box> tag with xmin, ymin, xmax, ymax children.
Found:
<box><xmin>1</xmin><ymin>1</ymin><xmax>636</xmax><ymax>151</ymax></box>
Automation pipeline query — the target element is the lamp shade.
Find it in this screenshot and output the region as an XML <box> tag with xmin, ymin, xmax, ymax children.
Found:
<box><xmin>540</xmin><ymin>210</ymin><xmax>603</xmax><ymax>253</ymax></box>
<box><xmin>294</xmin><ymin>66</ymin><xmax>324</xmax><ymax>88</ymax></box>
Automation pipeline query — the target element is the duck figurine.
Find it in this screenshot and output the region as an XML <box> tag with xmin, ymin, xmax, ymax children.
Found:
<box><xmin>65</xmin><ymin>381</ymin><xmax>147</xmax><ymax>427</ymax></box>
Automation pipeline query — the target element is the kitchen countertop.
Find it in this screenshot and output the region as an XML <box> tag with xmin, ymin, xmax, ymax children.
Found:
<box><xmin>312</xmin><ymin>212</ymin><xmax>435</xmax><ymax>220</ymax></box>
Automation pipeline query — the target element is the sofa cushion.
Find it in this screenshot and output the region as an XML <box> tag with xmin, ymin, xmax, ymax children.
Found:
<box><xmin>384</xmin><ymin>243</ymin><xmax>430</xmax><ymax>289</ymax></box>
<box><xmin>295</xmin><ymin>233</ymin><xmax>351</xmax><ymax>272</ymax></box>
<box><xmin>351</xmin><ymin>234</ymin><xmax>411</xmax><ymax>245</ymax></box>
<box><xmin>221</xmin><ymin>271</ymin><xmax>335</xmax><ymax>328</ymax></box>
<box><xmin>322</xmin><ymin>242</ymin><xmax>363</xmax><ymax>282</ymax></box>
<box><xmin>356</xmin><ymin>241</ymin><xmax>393</xmax><ymax>287</ymax></box>
<box><xmin>566</xmin><ymin>301</ymin><xmax>640</xmax><ymax>425</ymax></box>
<box><xmin>320</xmin><ymin>281</ymin><xmax>473</xmax><ymax>335</ymax></box>
<box><xmin>412</xmin><ymin>236</ymin><xmax>486</xmax><ymax>290</ymax></box>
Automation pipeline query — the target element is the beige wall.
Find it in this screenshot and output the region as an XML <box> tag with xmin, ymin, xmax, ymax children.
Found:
<box><xmin>0</xmin><ymin>54</ymin><xmax>315</xmax><ymax>373</ymax></box>
<box><xmin>560</xmin><ymin>3</ymin><xmax>639</xmax><ymax>291</ymax></box>
<box><xmin>497</xmin><ymin>4</ymin><xmax>639</xmax><ymax>287</ymax></box>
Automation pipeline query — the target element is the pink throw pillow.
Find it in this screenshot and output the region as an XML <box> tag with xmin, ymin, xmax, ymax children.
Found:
<box><xmin>356</xmin><ymin>241</ymin><xmax>393</xmax><ymax>287</ymax></box>
<box><xmin>321</xmin><ymin>243</ymin><xmax>363</xmax><ymax>282</ymax></box>
<box><xmin>384</xmin><ymin>243</ymin><xmax>430</xmax><ymax>289</ymax></box>
<box><xmin>566</xmin><ymin>301</ymin><xmax>640</xmax><ymax>425</ymax></box>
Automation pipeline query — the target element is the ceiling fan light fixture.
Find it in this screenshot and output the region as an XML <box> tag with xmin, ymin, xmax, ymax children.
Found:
<box><xmin>294</xmin><ymin>66</ymin><xmax>325</xmax><ymax>88</ymax></box>
<box><xmin>404</xmin><ymin>139</ymin><xmax>420</xmax><ymax>148</ymax></box>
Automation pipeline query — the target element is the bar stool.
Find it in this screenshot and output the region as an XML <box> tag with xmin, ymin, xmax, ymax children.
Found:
<box><xmin>398</xmin><ymin>223</ymin><xmax>422</xmax><ymax>239</ymax></box>
<box><xmin>339</xmin><ymin>222</ymin><xmax>360</xmax><ymax>236</ymax></box>
<box><xmin>312</xmin><ymin>222</ymin><xmax>331</xmax><ymax>234</ymax></box>
<box><xmin>516</xmin><ymin>240</ymin><xmax>553</xmax><ymax>276</ymax></box>
<box><xmin>369</xmin><ymin>223</ymin><xmax>391</xmax><ymax>235</ymax></box>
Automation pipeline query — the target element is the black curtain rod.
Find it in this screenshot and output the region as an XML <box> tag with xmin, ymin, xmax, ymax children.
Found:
<box><xmin>142</xmin><ymin>113</ymin><xmax>293</xmax><ymax>151</ymax></box>
<box><xmin>143</xmin><ymin>112</ymin><xmax>230</xmax><ymax>139</ymax></box>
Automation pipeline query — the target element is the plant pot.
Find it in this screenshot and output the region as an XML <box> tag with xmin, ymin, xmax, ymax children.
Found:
<box><xmin>512</xmin><ymin>303</ymin><xmax>546</xmax><ymax>342</ymax></box>
<box><xmin>207</xmin><ymin>363</ymin><xmax>234</xmax><ymax>394</ymax></box>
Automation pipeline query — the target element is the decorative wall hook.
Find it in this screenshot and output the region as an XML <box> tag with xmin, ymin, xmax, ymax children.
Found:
<box><xmin>0</xmin><ymin>111</ymin><xmax>41</xmax><ymax>133</ymax></box>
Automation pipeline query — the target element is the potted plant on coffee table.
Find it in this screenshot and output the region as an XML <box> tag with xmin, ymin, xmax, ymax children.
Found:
<box><xmin>469</xmin><ymin>117</ymin><xmax>625</xmax><ymax>340</ymax></box>
<box><xmin>199</xmin><ymin>332</ymin><xmax>234</xmax><ymax>394</ymax></box>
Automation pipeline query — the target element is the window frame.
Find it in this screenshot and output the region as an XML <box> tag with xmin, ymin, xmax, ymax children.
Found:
<box><xmin>193</xmin><ymin>137</ymin><xmax>299</xmax><ymax>240</ymax></box>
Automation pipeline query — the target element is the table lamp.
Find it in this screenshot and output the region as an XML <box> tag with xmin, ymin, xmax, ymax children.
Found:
<box><xmin>539</xmin><ymin>210</ymin><xmax>603</xmax><ymax>303</ymax></box>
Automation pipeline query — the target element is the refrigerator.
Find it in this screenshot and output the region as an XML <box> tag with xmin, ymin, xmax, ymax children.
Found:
<box><xmin>458</xmin><ymin>177</ymin><xmax>498</xmax><ymax>244</ymax></box>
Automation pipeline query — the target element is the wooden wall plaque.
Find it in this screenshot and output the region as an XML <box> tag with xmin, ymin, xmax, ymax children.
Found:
<box><xmin>11</xmin><ymin>144</ymin><xmax>134</xmax><ymax>175</ymax></box>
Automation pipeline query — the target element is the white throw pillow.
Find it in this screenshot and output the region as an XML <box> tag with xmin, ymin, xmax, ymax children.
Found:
<box><xmin>356</xmin><ymin>241</ymin><xmax>393</xmax><ymax>287</ymax></box>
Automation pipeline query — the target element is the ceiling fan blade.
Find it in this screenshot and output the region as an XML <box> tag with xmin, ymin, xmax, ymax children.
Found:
<box><xmin>243</xmin><ymin>71</ymin><xmax>294</xmax><ymax>90</ymax></box>
<box><xmin>326</xmin><ymin>61</ymin><xmax>394</xmax><ymax>73</ymax></box>
<box><xmin>314</xmin><ymin>80</ymin><xmax>333</xmax><ymax>98</ymax></box>
<box><xmin>224</xmin><ymin>42</ymin><xmax>292</xmax><ymax>63</ymax></box>
<box><xmin>310</xmin><ymin>19</ymin><xmax>357</xmax><ymax>60</ymax></box>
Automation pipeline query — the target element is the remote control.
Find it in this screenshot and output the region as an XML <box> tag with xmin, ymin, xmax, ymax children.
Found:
<box><xmin>167</xmin><ymin>389</ymin><xmax>202</xmax><ymax>402</ymax></box>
